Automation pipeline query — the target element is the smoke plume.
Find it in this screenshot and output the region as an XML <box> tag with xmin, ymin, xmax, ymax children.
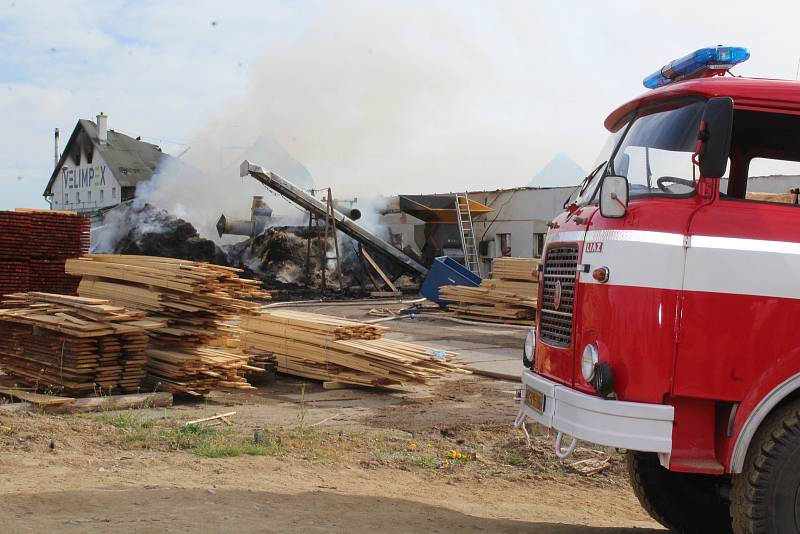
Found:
<box><xmin>138</xmin><ymin>2</ymin><xmax>567</xmax><ymax>240</ymax></box>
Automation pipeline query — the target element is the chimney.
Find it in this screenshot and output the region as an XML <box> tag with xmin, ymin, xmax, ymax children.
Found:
<box><xmin>54</xmin><ymin>128</ymin><xmax>60</xmax><ymax>169</ymax></box>
<box><xmin>96</xmin><ymin>112</ymin><xmax>108</xmax><ymax>144</ymax></box>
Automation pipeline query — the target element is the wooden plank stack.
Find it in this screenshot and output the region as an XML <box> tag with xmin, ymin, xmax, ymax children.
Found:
<box><xmin>241</xmin><ymin>310</ymin><xmax>467</xmax><ymax>388</ymax></box>
<box><xmin>67</xmin><ymin>255</ymin><xmax>269</xmax><ymax>345</ymax></box>
<box><xmin>66</xmin><ymin>254</ymin><xmax>270</xmax><ymax>396</ymax></box>
<box><xmin>0</xmin><ymin>292</ymin><xmax>162</xmax><ymax>395</ymax></box>
<box><xmin>144</xmin><ymin>347</ymin><xmax>260</xmax><ymax>396</ymax></box>
<box><xmin>0</xmin><ymin>209</ymin><xmax>89</xmax><ymax>297</ymax></box>
<box><xmin>438</xmin><ymin>257</ymin><xmax>539</xmax><ymax>325</ymax></box>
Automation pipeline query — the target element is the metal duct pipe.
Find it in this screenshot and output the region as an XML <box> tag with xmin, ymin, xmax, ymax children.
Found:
<box><xmin>216</xmin><ymin>214</ymin><xmax>253</xmax><ymax>237</ymax></box>
<box><xmin>216</xmin><ymin>195</ymin><xmax>273</xmax><ymax>238</ymax></box>
<box><xmin>332</xmin><ymin>199</ymin><xmax>361</xmax><ymax>221</ymax></box>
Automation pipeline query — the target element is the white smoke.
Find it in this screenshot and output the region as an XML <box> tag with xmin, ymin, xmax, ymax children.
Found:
<box><xmin>137</xmin><ymin>2</ymin><xmax>570</xmax><ymax>241</ymax></box>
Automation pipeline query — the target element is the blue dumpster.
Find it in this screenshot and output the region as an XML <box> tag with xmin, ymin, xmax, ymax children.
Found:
<box><xmin>420</xmin><ymin>256</ymin><xmax>482</xmax><ymax>305</ymax></box>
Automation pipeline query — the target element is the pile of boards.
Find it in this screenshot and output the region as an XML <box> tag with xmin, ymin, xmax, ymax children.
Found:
<box><xmin>66</xmin><ymin>254</ymin><xmax>270</xmax><ymax>396</ymax></box>
<box><xmin>0</xmin><ymin>209</ymin><xmax>90</xmax><ymax>297</ymax></box>
<box><xmin>0</xmin><ymin>292</ymin><xmax>161</xmax><ymax>395</ymax></box>
<box><xmin>241</xmin><ymin>310</ymin><xmax>467</xmax><ymax>388</ymax></box>
<box><xmin>438</xmin><ymin>257</ymin><xmax>539</xmax><ymax>325</ymax></box>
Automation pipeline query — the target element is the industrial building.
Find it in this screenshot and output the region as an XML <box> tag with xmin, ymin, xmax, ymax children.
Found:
<box><xmin>43</xmin><ymin>114</ymin><xmax>169</xmax><ymax>213</ymax></box>
<box><xmin>381</xmin><ymin>186</ymin><xmax>573</xmax><ymax>275</ymax></box>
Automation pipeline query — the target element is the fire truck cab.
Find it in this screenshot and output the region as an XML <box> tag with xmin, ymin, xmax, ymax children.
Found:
<box><xmin>517</xmin><ymin>47</ymin><xmax>800</xmax><ymax>533</ymax></box>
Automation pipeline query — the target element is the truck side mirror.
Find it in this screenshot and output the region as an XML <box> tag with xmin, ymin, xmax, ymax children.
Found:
<box><xmin>698</xmin><ymin>97</ymin><xmax>734</xmax><ymax>179</ymax></box>
<box><xmin>599</xmin><ymin>175</ymin><xmax>629</xmax><ymax>218</ymax></box>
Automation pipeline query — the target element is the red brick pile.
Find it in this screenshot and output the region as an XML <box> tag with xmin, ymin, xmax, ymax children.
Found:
<box><xmin>0</xmin><ymin>209</ymin><xmax>90</xmax><ymax>297</ymax></box>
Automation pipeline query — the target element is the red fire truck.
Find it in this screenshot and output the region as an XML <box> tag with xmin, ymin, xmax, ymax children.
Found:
<box><xmin>516</xmin><ymin>46</ymin><xmax>800</xmax><ymax>533</ymax></box>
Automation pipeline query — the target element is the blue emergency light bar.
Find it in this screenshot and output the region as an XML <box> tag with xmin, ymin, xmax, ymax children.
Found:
<box><xmin>643</xmin><ymin>46</ymin><xmax>750</xmax><ymax>89</ymax></box>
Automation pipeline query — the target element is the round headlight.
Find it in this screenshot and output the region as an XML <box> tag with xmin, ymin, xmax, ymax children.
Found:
<box><xmin>581</xmin><ymin>344</ymin><xmax>599</xmax><ymax>382</ymax></box>
<box><xmin>524</xmin><ymin>329</ymin><xmax>535</xmax><ymax>359</ymax></box>
<box><xmin>523</xmin><ymin>328</ymin><xmax>536</xmax><ymax>367</ymax></box>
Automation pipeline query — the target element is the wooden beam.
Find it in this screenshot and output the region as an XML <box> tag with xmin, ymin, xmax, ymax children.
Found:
<box><xmin>362</xmin><ymin>249</ymin><xmax>398</xmax><ymax>292</ymax></box>
<box><xmin>0</xmin><ymin>392</ymin><xmax>172</xmax><ymax>414</ymax></box>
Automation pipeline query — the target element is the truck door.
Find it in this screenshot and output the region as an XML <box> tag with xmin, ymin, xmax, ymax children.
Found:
<box><xmin>675</xmin><ymin>107</ymin><xmax>800</xmax><ymax>401</ymax></box>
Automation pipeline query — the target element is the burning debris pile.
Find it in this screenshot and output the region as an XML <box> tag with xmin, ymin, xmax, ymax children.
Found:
<box><xmin>93</xmin><ymin>203</ymin><xmax>417</xmax><ymax>295</ymax></box>
<box><xmin>226</xmin><ymin>226</ymin><xmax>363</xmax><ymax>290</ymax></box>
<box><xmin>93</xmin><ymin>203</ymin><xmax>228</xmax><ymax>265</ymax></box>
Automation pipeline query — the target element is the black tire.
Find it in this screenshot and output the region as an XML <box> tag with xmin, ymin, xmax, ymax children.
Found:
<box><xmin>627</xmin><ymin>451</ymin><xmax>732</xmax><ymax>533</ymax></box>
<box><xmin>731</xmin><ymin>398</ymin><xmax>800</xmax><ymax>533</ymax></box>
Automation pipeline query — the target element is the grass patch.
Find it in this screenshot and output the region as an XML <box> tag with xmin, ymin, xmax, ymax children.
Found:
<box><xmin>504</xmin><ymin>453</ymin><xmax>526</xmax><ymax>466</ymax></box>
<box><xmin>97</xmin><ymin>410</ymin><xmax>156</xmax><ymax>431</ymax></box>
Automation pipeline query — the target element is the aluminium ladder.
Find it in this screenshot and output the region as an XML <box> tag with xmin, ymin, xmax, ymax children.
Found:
<box><xmin>455</xmin><ymin>192</ymin><xmax>481</xmax><ymax>276</ymax></box>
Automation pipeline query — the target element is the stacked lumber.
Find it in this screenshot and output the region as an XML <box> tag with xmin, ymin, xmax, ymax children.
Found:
<box><xmin>67</xmin><ymin>254</ymin><xmax>269</xmax><ymax>345</ymax></box>
<box><xmin>0</xmin><ymin>292</ymin><xmax>162</xmax><ymax>395</ymax></box>
<box><xmin>0</xmin><ymin>209</ymin><xmax>89</xmax><ymax>297</ymax></box>
<box><xmin>438</xmin><ymin>257</ymin><xmax>539</xmax><ymax>325</ymax></box>
<box><xmin>66</xmin><ymin>254</ymin><xmax>270</xmax><ymax>396</ymax></box>
<box><xmin>144</xmin><ymin>348</ymin><xmax>260</xmax><ymax>396</ymax></box>
<box><xmin>746</xmin><ymin>191</ymin><xmax>799</xmax><ymax>204</ymax></box>
<box><xmin>241</xmin><ymin>310</ymin><xmax>466</xmax><ymax>388</ymax></box>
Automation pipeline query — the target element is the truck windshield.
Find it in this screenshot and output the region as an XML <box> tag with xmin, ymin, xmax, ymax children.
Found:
<box><xmin>576</xmin><ymin>100</ymin><xmax>706</xmax><ymax>205</ymax></box>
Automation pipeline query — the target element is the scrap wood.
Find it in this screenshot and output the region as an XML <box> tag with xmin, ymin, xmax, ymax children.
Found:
<box><xmin>0</xmin><ymin>391</ymin><xmax>172</xmax><ymax>414</ymax></box>
<box><xmin>310</xmin><ymin>412</ymin><xmax>342</xmax><ymax>427</ymax></box>
<box><xmin>0</xmin><ymin>387</ymin><xmax>75</xmax><ymax>406</ymax></box>
<box><xmin>185</xmin><ymin>411</ymin><xmax>237</xmax><ymax>426</ymax></box>
<box><xmin>566</xmin><ymin>457</ymin><xmax>612</xmax><ymax>476</ymax></box>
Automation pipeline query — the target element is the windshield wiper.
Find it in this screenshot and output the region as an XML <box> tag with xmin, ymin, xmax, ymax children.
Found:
<box><xmin>563</xmin><ymin>161</ymin><xmax>606</xmax><ymax>210</ymax></box>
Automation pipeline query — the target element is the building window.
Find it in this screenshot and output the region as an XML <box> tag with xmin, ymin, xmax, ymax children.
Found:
<box><xmin>497</xmin><ymin>233</ymin><xmax>511</xmax><ymax>257</ymax></box>
<box><xmin>100</xmin><ymin>189</ymin><xmax>104</xmax><ymax>202</ymax></box>
<box><xmin>88</xmin><ymin>190</ymin><xmax>92</xmax><ymax>203</ymax></box>
<box><xmin>76</xmin><ymin>191</ymin><xmax>81</xmax><ymax>204</ymax></box>
<box><xmin>112</xmin><ymin>187</ymin><xmax>116</xmax><ymax>199</ymax></box>
<box><xmin>533</xmin><ymin>233</ymin><xmax>545</xmax><ymax>258</ymax></box>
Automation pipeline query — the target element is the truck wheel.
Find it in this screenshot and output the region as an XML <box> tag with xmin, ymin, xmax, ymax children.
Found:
<box><xmin>731</xmin><ymin>399</ymin><xmax>800</xmax><ymax>534</ymax></box>
<box><xmin>627</xmin><ymin>451</ymin><xmax>732</xmax><ymax>533</ymax></box>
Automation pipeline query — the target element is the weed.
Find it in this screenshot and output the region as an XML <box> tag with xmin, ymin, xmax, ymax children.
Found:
<box><xmin>505</xmin><ymin>453</ymin><xmax>526</xmax><ymax>466</ymax></box>
<box><xmin>97</xmin><ymin>410</ymin><xmax>155</xmax><ymax>431</ymax></box>
<box><xmin>416</xmin><ymin>455</ymin><xmax>439</xmax><ymax>469</ymax></box>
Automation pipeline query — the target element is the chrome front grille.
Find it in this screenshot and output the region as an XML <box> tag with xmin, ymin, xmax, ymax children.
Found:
<box><xmin>539</xmin><ymin>244</ymin><xmax>578</xmax><ymax>347</ymax></box>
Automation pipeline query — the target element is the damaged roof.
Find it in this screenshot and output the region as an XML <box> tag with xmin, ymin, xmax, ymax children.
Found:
<box><xmin>43</xmin><ymin>119</ymin><xmax>166</xmax><ymax>197</ymax></box>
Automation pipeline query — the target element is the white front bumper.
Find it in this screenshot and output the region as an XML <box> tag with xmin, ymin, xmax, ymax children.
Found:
<box><xmin>519</xmin><ymin>370</ymin><xmax>674</xmax><ymax>454</ymax></box>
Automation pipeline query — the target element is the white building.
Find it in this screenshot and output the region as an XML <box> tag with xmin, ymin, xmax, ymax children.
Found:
<box><xmin>381</xmin><ymin>186</ymin><xmax>573</xmax><ymax>275</ymax></box>
<box><xmin>43</xmin><ymin>114</ymin><xmax>166</xmax><ymax>212</ymax></box>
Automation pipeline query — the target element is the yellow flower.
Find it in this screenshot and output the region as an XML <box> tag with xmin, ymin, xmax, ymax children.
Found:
<box><xmin>407</xmin><ymin>442</ymin><xmax>417</xmax><ymax>451</ymax></box>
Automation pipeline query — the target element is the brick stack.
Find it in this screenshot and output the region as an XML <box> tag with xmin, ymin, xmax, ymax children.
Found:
<box><xmin>0</xmin><ymin>209</ymin><xmax>90</xmax><ymax>297</ymax></box>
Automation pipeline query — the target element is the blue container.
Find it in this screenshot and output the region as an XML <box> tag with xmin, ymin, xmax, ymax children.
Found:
<box><xmin>420</xmin><ymin>256</ymin><xmax>482</xmax><ymax>304</ymax></box>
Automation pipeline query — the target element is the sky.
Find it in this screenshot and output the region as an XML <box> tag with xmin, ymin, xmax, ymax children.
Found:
<box><xmin>3</xmin><ymin>0</ymin><xmax>800</xmax><ymax>211</ymax></box>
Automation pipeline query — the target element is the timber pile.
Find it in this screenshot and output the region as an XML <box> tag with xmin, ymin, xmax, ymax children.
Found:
<box><xmin>66</xmin><ymin>254</ymin><xmax>269</xmax><ymax>396</ymax></box>
<box><xmin>67</xmin><ymin>254</ymin><xmax>269</xmax><ymax>345</ymax></box>
<box><xmin>144</xmin><ymin>347</ymin><xmax>260</xmax><ymax>396</ymax></box>
<box><xmin>746</xmin><ymin>190</ymin><xmax>799</xmax><ymax>204</ymax></box>
<box><xmin>438</xmin><ymin>257</ymin><xmax>539</xmax><ymax>325</ymax></box>
<box><xmin>0</xmin><ymin>209</ymin><xmax>89</xmax><ymax>297</ymax></box>
<box><xmin>0</xmin><ymin>292</ymin><xmax>162</xmax><ymax>395</ymax></box>
<box><xmin>241</xmin><ymin>310</ymin><xmax>466</xmax><ymax>388</ymax></box>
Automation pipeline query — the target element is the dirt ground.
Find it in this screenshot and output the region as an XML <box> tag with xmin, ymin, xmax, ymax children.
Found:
<box><xmin>0</xmin><ymin>303</ymin><xmax>663</xmax><ymax>533</ymax></box>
